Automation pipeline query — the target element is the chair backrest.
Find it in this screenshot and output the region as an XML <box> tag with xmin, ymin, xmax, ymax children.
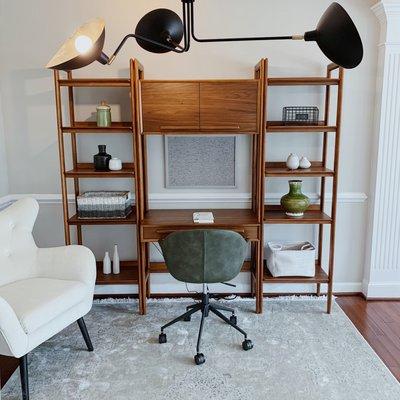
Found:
<box><xmin>159</xmin><ymin>230</ymin><xmax>247</xmax><ymax>284</ymax></box>
<box><xmin>0</xmin><ymin>198</ymin><xmax>39</xmax><ymax>287</ymax></box>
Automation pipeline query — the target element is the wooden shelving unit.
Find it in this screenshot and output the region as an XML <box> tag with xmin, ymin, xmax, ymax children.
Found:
<box><xmin>262</xmin><ymin>62</ymin><xmax>344</xmax><ymax>313</ymax></box>
<box><xmin>53</xmin><ymin>67</ymin><xmax>144</xmax><ymax>311</ymax></box>
<box><xmin>53</xmin><ymin>58</ymin><xmax>343</xmax><ymax>315</ymax></box>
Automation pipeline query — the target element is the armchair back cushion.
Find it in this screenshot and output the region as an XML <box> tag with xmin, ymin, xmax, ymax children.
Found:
<box><xmin>0</xmin><ymin>198</ymin><xmax>39</xmax><ymax>287</ymax></box>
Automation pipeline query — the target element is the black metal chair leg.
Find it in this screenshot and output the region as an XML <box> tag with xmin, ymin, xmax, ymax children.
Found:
<box><xmin>196</xmin><ymin>309</ymin><xmax>206</xmax><ymax>354</ymax></box>
<box><xmin>77</xmin><ymin>318</ymin><xmax>94</xmax><ymax>352</ymax></box>
<box><xmin>161</xmin><ymin>304</ymin><xmax>201</xmax><ymax>331</ymax></box>
<box><xmin>20</xmin><ymin>354</ymin><xmax>29</xmax><ymax>400</ymax></box>
<box><xmin>209</xmin><ymin>306</ymin><xmax>247</xmax><ymax>338</ymax></box>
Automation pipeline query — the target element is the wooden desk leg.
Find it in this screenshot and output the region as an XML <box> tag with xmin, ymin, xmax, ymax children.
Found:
<box><xmin>255</xmin><ymin>241</ymin><xmax>263</xmax><ymax>314</ymax></box>
<box><xmin>138</xmin><ymin>242</ymin><xmax>147</xmax><ymax>315</ymax></box>
<box><xmin>145</xmin><ymin>243</ymin><xmax>151</xmax><ymax>298</ymax></box>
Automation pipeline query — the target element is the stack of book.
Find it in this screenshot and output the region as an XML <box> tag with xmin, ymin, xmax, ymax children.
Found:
<box><xmin>193</xmin><ymin>212</ymin><xmax>214</xmax><ymax>224</ymax></box>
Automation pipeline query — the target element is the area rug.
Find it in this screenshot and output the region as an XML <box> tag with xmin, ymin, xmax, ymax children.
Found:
<box><xmin>2</xmin><ymin>298</ymin><xmax>400</xmax><ymax>400</ymax></box>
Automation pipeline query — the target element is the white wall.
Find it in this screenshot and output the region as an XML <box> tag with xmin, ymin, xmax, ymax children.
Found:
<box><xmin>0</xmin><ymin>3</ymin><xmax>9</xmax><ymax>197</ymax></box>
<box><xmin>0</xmin><ymin>0</ymin><xmax>379</xmax><ymax>294</ymax></box>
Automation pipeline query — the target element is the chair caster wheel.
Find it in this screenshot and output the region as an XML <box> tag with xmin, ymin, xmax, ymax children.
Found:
<box><xmin>242</xmin><ymin>339</ymin><xmax>253</xmax><ymax>351</ymax></box>
<box><xmin>194</xmin><ymin>353</ymin><xmax>206</xmax><ymax>365</ymax></box>
<box><xmin>159</xmin><ymin>333</ymin><xmax>167</xmax><ymax>344</ymax></box>
<box><xmin>230</xmin><ymin>315</ymin><xmax>237</xmax><ymax>325</ymax></box>
<box><xmin>184</xmin><ymin>315</ymin><xmax>191</xmax><ymax>322</ymax></box>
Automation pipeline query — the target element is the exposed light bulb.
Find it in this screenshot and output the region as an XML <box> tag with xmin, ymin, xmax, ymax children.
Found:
<box><xmin>75</xmin><ymin>35</ymin><xmax>93</xmax><ymax>54</ymax></box>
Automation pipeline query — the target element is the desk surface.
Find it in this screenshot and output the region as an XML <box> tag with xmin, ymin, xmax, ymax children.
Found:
<box><xmin>141</xmin><ymin>209</ymin><xmax>259</xmax><ymax>226</ymax></box>
<box><xmin>140</xmin><ymin>209</ymin><xmax>260</xmax><ymax>242</ymax></box>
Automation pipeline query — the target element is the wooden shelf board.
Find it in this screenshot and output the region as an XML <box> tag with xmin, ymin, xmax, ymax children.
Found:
<box><xmin>266</xmin><ymin>121</ymin><xmax>336</xmax><ymax>133</ymax></box>
<box><xmin>264</xmin><ymin>208</ymin><xmax>332</xmax><ymax>224</ymax></box>
<box><xmin>142</xmin><ymin>209</ymin><xmax>259</xmax><ymax>226</ymax></box>
<box><xmin>68</xmin><ymin>210</ymin><xmax>136</xmax><ymax>225</ymax></box>
<box><xmin>59</xmin><ymin>78</ymin><xmax>131</xmax><ymax>88</ymax></box>
<box><xmin>265</xmin><ymin>162</ymin><xmax>334</xmax><ymax>177</ymax></box>
<box><xmin>263</xmin><ymin>263</ymin><xmax>329</xmax><ymax>283</ymax></box>
<box><xmin>96</xmin><ymin>261</ymin><xmax>138</xmax><ymax>285</ymax></box>
<box><xmin>65</xmin><ymin>163</ymin><xmax>135</xmax><ymax>178</ymax></box>
<box><xmin>62</xmin><ymin>121</ymin><xmax>133</xmax><ymax>133</ymax></box>
<box><xmin>268</xmin><ymin>77</ymin><xmax>339</xmax><ymax>86</ymax></box>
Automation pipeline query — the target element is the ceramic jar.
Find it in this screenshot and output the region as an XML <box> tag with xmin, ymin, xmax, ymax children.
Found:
<box><xmin>96</xmin><ymin>101</ymin><xmax>111</xmax><ymax>127</ymax></box>
<box><xmin>286</xmin><ymin>153</ymin><xmax>300</xmax><ymax>170</ymax></box>
<box><xmin>299</xmin><ymin>156</ymin><xmax>311</xmax><ymax>169</ymax></box>
<box><xmin>94</xmin><ymin>145</ymin><xmax>112</xmax><ymax>171</ymax></box>
<box><xmin>109</xmin><ymin>158</ymin><xmax>122</xmax><ymax>171</ymax></box>
<box><xmin>280</xmin><ymin>180</ymin><xmax>310</xmax><ymax>218</ymax></box>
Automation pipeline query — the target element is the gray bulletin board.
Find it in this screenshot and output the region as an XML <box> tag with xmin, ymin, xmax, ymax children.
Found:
<box><xmin>165</xmin><ymin>136</ymin><xmax>236</xmax><ymax>188</ymax></box>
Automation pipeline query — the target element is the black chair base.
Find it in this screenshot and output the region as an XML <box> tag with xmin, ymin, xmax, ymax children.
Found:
<box><xmin>17</xmin><ymin>317</ymin><xmax>93</xmax><ymax>400</ymax></box>
<box><xmin>159</xmin><ymin>293</ymin><xmax>253</xmax><ymax>365</ymax></box>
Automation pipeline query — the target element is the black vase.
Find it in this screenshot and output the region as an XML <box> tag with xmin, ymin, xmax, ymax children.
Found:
<box><xmin>94</xmin><ymin>145</ymin><xmax>111</xmax><ymax>171</ymax></box>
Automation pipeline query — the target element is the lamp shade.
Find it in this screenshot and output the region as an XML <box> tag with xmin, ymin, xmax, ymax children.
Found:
<box><xmin>46</xmin><ymin>18</ymin><xmax>108</xmax><ymax>70</ymax></box>
<box><xmin>304</xmin><ymin>2</ymin><xmax>363</xmax><ymax>69</ymax></box>
<box><xmin>135</xmin><ymin>9</ymin><xmax>184</xmax><ymax>53</ymax></box>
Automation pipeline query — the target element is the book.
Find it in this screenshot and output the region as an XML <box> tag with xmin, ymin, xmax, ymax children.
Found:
<box><xmin>193</xmin><ymin>212</ymin><xmax>214</xmax><ymax>224</ymax></box>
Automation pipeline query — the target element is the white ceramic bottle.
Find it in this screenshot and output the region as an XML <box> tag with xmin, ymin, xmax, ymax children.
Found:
<box><xmin>299</xmin><ymin>156</ymin><xmax>312</xmax><ymax>169</ymax></box>
<box><xmin>286</xmin><ymin>153</ymin><xmax>300</xmax><ymax>170</ymax></box>
<box><xmin>103</xmin><ymin>252</ymin><xmax>111</xmax><ymax>275</ymax></box>
<box><xmin>113</xmin><ymin>244</ymin><xmax>120</xmax><ymax>275</ymax></box>
<box><xmin>109</xmin><ymin>158</ymin><xmax>122</xmax><ymax>171</ymax></box>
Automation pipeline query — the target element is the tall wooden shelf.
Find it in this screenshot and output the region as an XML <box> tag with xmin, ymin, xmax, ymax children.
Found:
<box><xmin>53</xmin><ymin>66</ymin><xmax>143</xmax><ymax>310</ymax></box>
<box><xmin>53</xmin><ymin>59</ymin><xmax>343</xmax><ymax>315</ymax></box>
<box><xmin>262</xmin><ymin>62</ymin><xmax>344</xmax><ymax>313</ymax></box>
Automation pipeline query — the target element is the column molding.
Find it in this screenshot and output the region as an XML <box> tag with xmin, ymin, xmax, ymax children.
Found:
<box><xmin>363</xmin><ymin>1</ymin><xmax>400</xmax><ymax>298</ymax></box>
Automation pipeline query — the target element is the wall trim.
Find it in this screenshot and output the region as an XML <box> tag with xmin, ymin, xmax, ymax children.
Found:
<box><xmin>0</xmin><ymin>192</ymin><xmax>368</xmax><ymax>210</ymax></box>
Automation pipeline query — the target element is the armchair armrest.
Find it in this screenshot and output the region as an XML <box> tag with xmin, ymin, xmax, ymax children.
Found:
<box><xmin>0</xmin><ymin>297</ymin><xmax>28</xmax><ymax>358</ymax></box>
<box><xmin>37</xmin><ymin>245</ymin><xmax>96</xmax><ymax>288</ymax></box>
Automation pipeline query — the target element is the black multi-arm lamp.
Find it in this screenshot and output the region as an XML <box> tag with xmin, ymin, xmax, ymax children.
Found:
<box><xmin>46</xmin><ymin>1</ymin><xmax>363</xmax><ymax>71</ymax></box>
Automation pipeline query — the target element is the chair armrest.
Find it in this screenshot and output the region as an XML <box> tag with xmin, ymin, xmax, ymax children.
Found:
<box><xmin>37</xmin><ymin>245</ymin><xmax>96</xmax><ymax>288</ymax></box>
<box><xmin>0</xmin><ymin>297</ymin><xmax>28</xmax><ymax>358</ymax></box>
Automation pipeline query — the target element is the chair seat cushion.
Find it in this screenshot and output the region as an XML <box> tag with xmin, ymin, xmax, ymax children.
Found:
<box><xmin>0</xmin><ymin>278</ymin><xmax>87</xmax><ymax>334</ymax></box>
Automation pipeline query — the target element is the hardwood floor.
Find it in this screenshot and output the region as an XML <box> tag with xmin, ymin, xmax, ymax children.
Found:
<box><xmin>337</xmin><ymin>296</ymin><xmax>400</xmax><ymax>382</ymax></box>
<box><xmin>1</xmin><ymin>296</ymin><xmax>399</xmax><ymax>390</ymax></box>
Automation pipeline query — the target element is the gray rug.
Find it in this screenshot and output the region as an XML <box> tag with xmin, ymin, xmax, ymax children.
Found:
<box><xmin>2</xmin><ymin>298</ymin><xmax>400</xmax><ymax>400</ymax></box>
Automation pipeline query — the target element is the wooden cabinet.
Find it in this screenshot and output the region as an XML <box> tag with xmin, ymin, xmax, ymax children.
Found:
<box><xmin>141</xmin><ymin>82</ymin><xmax>200</xmax><ymax>133</ymax></box>
<box><xmin>141</xmin><ymin>80</ymin><xmax>259</xmax><ymax>133</ymax></box>
<box><xmin>199</xmin><ymin>81</ymin><xmax>258</xmax><ymax>133</ymax></box>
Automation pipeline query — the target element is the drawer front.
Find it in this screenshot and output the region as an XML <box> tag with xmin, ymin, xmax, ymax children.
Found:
<box><xmin>141</xmin><ymin>225</ymin><xmax>260</xmax><ymax>242</ymax></box>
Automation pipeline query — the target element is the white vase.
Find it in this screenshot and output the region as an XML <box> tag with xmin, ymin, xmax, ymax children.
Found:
<box><xmin>286</xmin><ymin>153</ymin><xmax>300</xmax><ymax>170</ymax></box>
<box><xmin>299</xmin><ymin>156</ymin><xmax>312</xmax><ymax>169</ymax></box>
<box><xmin>113</xmin><ymin>244</ymin><xmax>120</xmax><ymax>274</ymax></box>
<box><xmin>109</xmin><ymin>158</ymin><xmax>122</xmax><ymax>171</ymax></box>
<box><xmin>103</xmin><ymin>252</ymin><xmax>111</xmax><ymax>275</ymax></box>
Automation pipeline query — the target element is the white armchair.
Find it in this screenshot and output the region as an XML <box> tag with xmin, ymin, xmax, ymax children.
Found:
<box><xmin>0</xmin><ymin>198</ymin><xmax>96</xmax><ymax>400</ymax></box>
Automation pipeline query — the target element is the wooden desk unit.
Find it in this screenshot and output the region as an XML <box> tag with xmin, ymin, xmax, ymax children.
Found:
<box><xmin>54</xmin><ymin>58</ymin><xmax>342</xmax><ymax>316</ymax></box>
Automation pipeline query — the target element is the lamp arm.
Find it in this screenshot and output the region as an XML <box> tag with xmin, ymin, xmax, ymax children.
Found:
<box><xmin>108</xmin><ymin>1</ymin><xmax>191</xmax><ymax>64</ymax></box>
<box><xmin>188</xmin><ymin>2</ymin><xmax>301</xmax><ymax>43</ymax></box>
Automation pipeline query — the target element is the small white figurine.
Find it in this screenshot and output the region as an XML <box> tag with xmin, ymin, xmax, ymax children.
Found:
<box><xmin>286</xmin><ymin>153</ymin><xmax>300</xmax><ymax>170</ymax></box>
<box><xmin>299</xmin><ymin>156</ymin><xmax>312</xmax><ymax>169</ymax></box>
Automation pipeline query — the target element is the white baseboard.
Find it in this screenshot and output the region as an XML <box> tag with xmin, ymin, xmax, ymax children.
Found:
<box><xmin>94</xmin><ymin>273</ymin><xmax>362</xmax><ymax>296</ymax></box>
<box><xmin>362</xmin><ymin>280</ymin><xmax>400</xmax><ymax>298</ymax></box>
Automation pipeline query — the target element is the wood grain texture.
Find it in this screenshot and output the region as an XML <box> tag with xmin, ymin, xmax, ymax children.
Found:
<box><xmin>95</xmin><ymin>261</ymin><xmax>138</xmax><ymax>284</ymax></box>
<box><xmin>266</xmin><ymin>121</ymin><xmax>337</xmax><ymax>133</ymax></box>
<box><xmin>268</xmin><ymin>77</ymin><xmax>339</xmax><ymax>86</ymax></box>
<box><xmin>65</xmin><ymin>163</ymin><xmax>135</xmax><ymax>178</ymax></box>
<box><xmin>265</xmin><ymin>162</ymin><xmax>334</xmax><ymax>177</ymax></box>
<box><xmin>337</xmin><ymin>296</ymin><xmax>400</xmax><ymax>382</ymax></box>
<box><xmin>141</xmin><ymin>82</ymin><xmax>200</xmax><ymax>133</ymax></box>
<box><xmin>263</xmin><ymin>262</ymin><xmax>329</xmax><ymax>284</ymax></box>
<box><xmin>199</xmin><ymin>81</ymin><xmax>258</xmax><ymax>133</ymax></box>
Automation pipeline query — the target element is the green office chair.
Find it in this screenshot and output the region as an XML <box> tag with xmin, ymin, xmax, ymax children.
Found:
<box><xmin>158</xmin><ymin>229</ymin><xmax>253</xmax><ymax>365</ymax></box>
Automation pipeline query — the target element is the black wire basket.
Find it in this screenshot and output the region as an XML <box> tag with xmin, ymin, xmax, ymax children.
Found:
<box><xmin>282</xmin><ymin>106</ymin><xmax>319</xmax><ymax>125</ymax></box>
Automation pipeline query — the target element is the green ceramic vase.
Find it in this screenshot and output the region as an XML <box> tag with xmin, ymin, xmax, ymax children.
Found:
<box><xmin>280</xmin><ymin>180</ymin><xmax>310</xmax><ymax>218</ymax></box>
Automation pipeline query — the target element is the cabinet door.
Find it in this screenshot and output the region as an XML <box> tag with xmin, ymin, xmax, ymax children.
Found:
<box><xmin>200</xmin><ymin>81</ymin><xmax>259</xmax><ymax>133</ymax></box>
<box><xmin>141</xmin><ymin>82</ymin><xmax>200</xmax><ymax>133</ymax></box>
